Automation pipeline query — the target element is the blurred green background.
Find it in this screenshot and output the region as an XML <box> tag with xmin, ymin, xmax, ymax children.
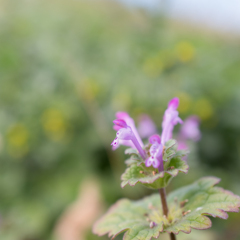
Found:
<box><xmin>0</xmin><ymin>0</ymin><xmax>240</xmax><ymax>239</ymax></box>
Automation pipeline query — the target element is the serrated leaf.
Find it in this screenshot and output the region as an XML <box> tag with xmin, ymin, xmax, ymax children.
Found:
<box><xmin>93</xmin><ymin>197</ymin><xmax>164</xmax><ymax>240</ymax></box>
<box><xmin>93</xmin><ymin>177</ymin><xmax>240</xmax><ymax>240</ymax></box>
<box><xmin>163</xmin><ymin>149</ymin><xmax>176</xmax><ymax>161</ymax></box>
<box><xmin>164</xmin><ymin>139</ymin><xmax>177</xmax><ymax>150</ymax></box>
<box><xmin>165</xmin><ymin>177</ymin><xmax>240</xmax><ymax>234</ymax></box>
<box><xmin>162</xmin><ymin>139</ymin><xmax>187</xmax><ymax>162</ymax></box>
<box><xmin>173</xmin><ymin>149</ymin><xmax>189</xmax><ymax>158</ymax></box>
<box><xmin>121</xmin><ymin>157</ymin><xmax>188</xmax><ymax>189</ymax></box>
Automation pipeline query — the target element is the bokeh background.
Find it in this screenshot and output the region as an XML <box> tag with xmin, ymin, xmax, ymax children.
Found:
<box><xmin>0</xmin><ymin>0</ymin><xmax>240</xmax><ymax>239</ymax></box>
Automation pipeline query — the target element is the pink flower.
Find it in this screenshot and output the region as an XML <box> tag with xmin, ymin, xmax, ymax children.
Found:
<box><xmin>111</xmin><ymin>119</ymin><xmax>146</xmax><ymax>160</ymax></box>
<box><xmin>111</xmin><ymin>98</ymin><xmax>182</xmax><ymax>172</ymax></box>
<box><xmin>178</xmin><ymin>116</ymin><xmax>201</xmax><ymax>151</ymax></box>
<box><xmin>112</xmin><ymin>113</ymin><xmax>139</xmax><ymax>150</ymax></box>
<box><xmin>145</xmin><ymin>135</ymin><xmax>163</xmax><ymax>169</ymax></box>
<box><xmin>137</xmin><ymin>114</ymin><xmax>157</xmax><ymax>139</ymax></box>
<box><xmin>161</xmin><ymin>97</ymin><xmax>183</xmax><ymax>145</ymax></box>
<box><xmin>146</xmin><ymin>98</ymin><xmax>182</xmax><ymax>171</ymax></box>
<box><xmin>115</xmin><ymin>112</ymin><xmax>144</xmax><ymax>147</ymax></box>
<box><xmin>179</xmin><ymin>116</ymin><xmax>201</xmax><ymax>142</ymax></box>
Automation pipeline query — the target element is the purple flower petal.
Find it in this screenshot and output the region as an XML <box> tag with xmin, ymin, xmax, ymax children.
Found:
<box><xmin>112</xmin><ymin>114</ymin><xmax>147</xmax><ymax>159</ymax></box>
<box><xmin>138</xmin><ymin>114</ymin><xmax>157</xmax><ymax>139</ymax></box>
<box><xmin>180</xmin><ymin>116</ymin><xmax>201</xmax><ymax>141</ymax></box>
<box><xmin>111</xmin><ymin>138</ymin><xmax>119</xmax><ymax>148</ymax></box>
<box><xmin>115</xmin><ymin>112</ymin><xmax>144</xmax><ymax>147</ymax></box>
<box><xmin>145</xmin><ymin>140</ymin><xmax>163</xmax><ymax>169</ymax></box>
<box><xmin>178</xmin><ymin>140</ymin><xmax>188</xmax><ymax>150</ymax></box>
<box><xmin>145</xmin><ymin>157</ymin><xmax>152</xmax><ymax>167</ymax></box>
<box><xmin>152</xmin><ymin>157</ymin><xmax>160</xmax><ymax>168</ymax></box>
<box><xmin>168</xmin><ymin>97</ymin><xmax>179</xmax><ymax>110</ymax></box>
<box><xmin>117</xmin><ymin>127</ymin><xmax>133</xmax><ymax>140</ymax></box>
<box><xmin>161</xmin><ymin>97</ymin><xmax>182</xmax><ymax>145</ymax></box>
<box><xmin>113</xmin><ymin>125</ymin><xmax>121</xmax><ymax>131</ymax></box>
<box><xmin>149</xmin><ymin>134</ymin><xmax>161</xmax><ymax>144</ymax></box>
<box><xmin>113</xmin><ymin>119</ymin><xmax>128</xmax><ymax>129</ymax></box>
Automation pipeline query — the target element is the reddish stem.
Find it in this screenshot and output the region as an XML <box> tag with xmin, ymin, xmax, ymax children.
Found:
<box><xmin>159</xmin><ymin>188</ymin><xmax>176</xmax><ymax>240</ymax></box>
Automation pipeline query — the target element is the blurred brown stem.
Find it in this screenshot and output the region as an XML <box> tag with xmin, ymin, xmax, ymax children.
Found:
<box><xmin>159</xmin><ymin>188</ymin><xmax>176</xmax><ymax>240</ymax></box>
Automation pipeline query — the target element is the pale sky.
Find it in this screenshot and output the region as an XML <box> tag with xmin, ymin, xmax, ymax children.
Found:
<box><xmin>115</xmin><ymin>0</ymin><xmax>240</xmax><ymax>35</ymax></box>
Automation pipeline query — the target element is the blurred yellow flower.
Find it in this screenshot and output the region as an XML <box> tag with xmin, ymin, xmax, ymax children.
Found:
<box><xmin>7</xmin><ymin>124</ymin><xmax>29</xmax><ymax>158</ymax></box>
<box><xmin>176</xmin><ymin>41</ymin><xmax>195</xmax><ymax>62</ymax></box>
<box><xmin>42</xmin><ymin>109</ymin><xmax>67</xmax><ymax>141</ymax></box>
<box><xmin>194</xmin><ymin>98</ymin><xmax>214</xmax><ymax>121</ymax></box>
<box><xmin>177</xmin><ymin>92</ymin><xmax>191</xmax><ymax>113</ymax></box>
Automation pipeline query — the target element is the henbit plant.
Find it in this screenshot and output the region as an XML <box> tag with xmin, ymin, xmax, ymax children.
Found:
<box><xmin>93</xmin><ymin>98</ymin><xmax>240</xmax><ymax>240</ymax></box>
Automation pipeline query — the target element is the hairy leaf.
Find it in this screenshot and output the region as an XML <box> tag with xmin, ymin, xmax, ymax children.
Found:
<box><xmin>93</xmin><ymin>177</ymin><xmax>240</xmax><ymax>240</ymax></box>
<box><xmin>162</xmin><ymin>139</ymin><xmax>188</xmax><ymax>162</ymax></box>
<box><xmin>164</xmin><ymin>139</ymin><xmax>177</xmax><ymax>150</ymax></box>
<box><xmin>121</xmin><ymin>157</ymin><xmax>188</xmax><ymax>189</ymax></box>
<box><xmin>93</xmin><ymin>197</ymin><xmax>164</xmax><ymax>240</ymax></box>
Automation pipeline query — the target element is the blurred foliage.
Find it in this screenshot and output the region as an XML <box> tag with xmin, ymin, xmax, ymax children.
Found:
<box><xmin>0</xmin><ymin>0</ymin><xmax>240</xmax><ymax>239</ymax></box>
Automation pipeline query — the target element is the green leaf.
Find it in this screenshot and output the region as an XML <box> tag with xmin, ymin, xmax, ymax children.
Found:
<box><xmin>165</xmin><ymin>177</ymin><xmax>240</xmax><ymax>234</ymax></box>
<box><xmin>124</xmin><ymin>148</ymin><xmax>144</xmax><ymax>166</ymax></box>
<box><xmin>173</xmin><ymin>149</ymin><xmax>189</xmax><ymax>158</ymax></box>
<box><xmin>93</xmin><ymin>177</ymin><xmax>240</xmax><ymax>240</ymax></box>
<box><xmin>121</xmin><ymin>157</ymin><xmax>189</xmax><ymax>189</ymax></box>
<box><xmin>93</xmin><ymin>197</ymin><xmax>164</xmax><ymax>240</ymax></box>
<box><xmin>162</xmin><ymin>140</ymin><xmax>177</xmax><ymax>162</ymax></box>
<box><xmin>125</xmin><ymin>148</ymin><xmax>139</xmax><ymax>155</ymax></box>
<box><xmin>162</xmin><ymin>139</ymin><xmax>188</xmax><ymax>162</ymax></box>
<box><xmin>125</xmin><ymin>155</ymin><xmax>143</xmax><ymax>166</ymax></box>
<box><xmin>124</xmin><ymin>158</ymin><xmax>139</xmax><ymax>166</ymax></box>
<box><xmin>124</xmin><ymin>140</ymin><xmax>188</xmax><ymax>169</ymax></box>
<box><xmin>163</xmin><ymin>149</ymin><xmax>176</xmax><ymax>161</ymax></box>
<box><xmin>164</xmin><ymin>139</ymin><xmax>177</xmax><ymax>150</ymax></box>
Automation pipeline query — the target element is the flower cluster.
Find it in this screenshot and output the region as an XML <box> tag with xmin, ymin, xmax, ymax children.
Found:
<box><xmin>95</xmin><ymin>97</ymin><xmax>240</xmax><ymax>240</ymax></box>
<box><xmin>111</xmin><ymin>98</ymin><xmax>201</xmax><ymax>172</ymax></box>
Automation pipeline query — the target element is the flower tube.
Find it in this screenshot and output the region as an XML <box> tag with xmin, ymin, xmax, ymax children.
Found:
<box><xmin>111</xmin><ymin>119</ymin><xmax>147</xmax><ymax>160</ymax></box>
<box><xmin>161</xmin><ymin>97</ymin><xmax>183</xmax><ymax>145</ymax></box>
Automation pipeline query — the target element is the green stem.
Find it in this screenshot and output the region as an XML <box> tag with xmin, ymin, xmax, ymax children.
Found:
<box><xmin>159</xmin><ymin>188</ymin><xmax>176</xmax><ymax>240</ymax></box>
